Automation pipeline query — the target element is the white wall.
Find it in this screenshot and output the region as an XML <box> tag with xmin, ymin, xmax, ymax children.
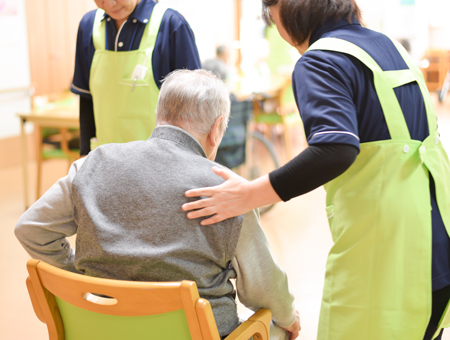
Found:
<box><xmin>357</xmin><ymin>0</ymin><xmax>450</xmax><ymax>64</ymax></box>
<box><xmin>0</xmin><ymin>90</ymin><xmax>32</xmax><ymax>139</ymax></box>
<box><xmin>0</xmin><ymin>0</ymin><xmax>32</xmax><ymax>140</ymax></box>
<box><xmin>159</xmin><ymin>0</ymin><xmax>235</xmax><ymax>62</ymax></box>
<box><xmin>428</xmin><ymin>0</ymin><xmax>450</xmax><ymax>50</ymax></box>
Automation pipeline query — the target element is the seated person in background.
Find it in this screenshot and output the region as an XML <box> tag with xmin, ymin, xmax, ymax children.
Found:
<box><xmin>203</xmin><ymin>54</ymin><xmax>252</xmax><ymax>169</ymax></box>
<box><xmin>202</xmin><ymin>45</ymin><xmax>231</xmax><ymax>84</ymax></box>
<box><xmin>15</xmin><ymin>70</ymin><xmax>300</xmax><ymax>340</ymax></box>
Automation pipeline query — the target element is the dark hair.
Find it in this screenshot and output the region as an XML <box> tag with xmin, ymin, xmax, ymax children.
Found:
<box><xmin>262</xmin><ymin>0</ymin><xmax>362</xmax><ymax>45</ymax></box>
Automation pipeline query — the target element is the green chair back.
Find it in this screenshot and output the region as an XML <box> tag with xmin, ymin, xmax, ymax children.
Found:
<box><xmin>56</xmin><ymin>297</ymin><xmax>192</xmax><ymax>340</ymax></box>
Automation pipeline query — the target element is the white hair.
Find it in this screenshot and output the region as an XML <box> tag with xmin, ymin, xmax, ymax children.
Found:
<box><xmin>156</xmin><ymin>69</ymin><xmax>230</xmax><ymax>135</ymax></box>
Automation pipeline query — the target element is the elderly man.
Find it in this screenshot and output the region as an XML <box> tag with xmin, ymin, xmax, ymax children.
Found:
<box><xmin>15</xmin><ymin>70</ymin><xmax>299</xmax><ymax>339</ymax></box>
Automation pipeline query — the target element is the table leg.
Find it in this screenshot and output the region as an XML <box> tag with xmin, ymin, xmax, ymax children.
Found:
<box><xmin>36</xmin><ymin>126</ymin><xmax>43</xmax><ymax>201</ymax></box>
<box><xmin>20</xmin><ymin>118</ymin><xmax>29</xmax><ymax>210</ymax></box>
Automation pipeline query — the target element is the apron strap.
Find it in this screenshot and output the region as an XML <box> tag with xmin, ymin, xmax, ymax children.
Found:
<box><xmin>384</xmin><ymin>70</ymin><xmax>416</xmax><ymax>88</ymax></box>
<box><xmin>308</xmin><ymin>38</ymin><xmax>411</xmax><ymax>140</ymax></box>
<box><xmin>388</xmin><ymin>37</ymin><xmax>438</xmax><ymax>135</ymax></box>
<box><xmin>92</xmin><ymin>9</ymin><xmax>106</xmax><ymax>51</ymax></box>
<box><xmin>91</xmin><ymin>4</ymin><xmax>168</xmax><ymax>53</ymax></box>
<box><xmin>138</xmin><ymin>4</ymin><xmax>168</xmax><ymax>51</ymax></box>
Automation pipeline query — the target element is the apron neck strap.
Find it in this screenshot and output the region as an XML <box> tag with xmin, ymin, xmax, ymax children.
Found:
<box><xmin>91</xmin><ymin>4</ymin><xmax>168</xmax><ymax>52</ymax></box>
<box><xmin>92</xmin><ymin>9</ymin><xmax>106</xmax><ymax>51</ymax></box>
<box><xmin>138</xmin><ymin>4</ymin><xmax>168</xmax><ymax>51</ymax></box>
<box><xmin>388</xmin><ymin>37</ymin><xmax>437</xmax><ymax>135</ymax></box>
<box><xmin>308</xmin><ymin>38</ymin><xmax>428</xmax><ymax>140</ymax></box>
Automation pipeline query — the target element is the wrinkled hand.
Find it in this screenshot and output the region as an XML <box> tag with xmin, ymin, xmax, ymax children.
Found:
<box><xmin>182</xmin><ymin>166</ymin><xmax>252</xmax><ymax>225</ymax></box>
<box><xmin>283</xmin><ymin>310</ymin><xmax>301</xmax><ymax>340</ymax></box>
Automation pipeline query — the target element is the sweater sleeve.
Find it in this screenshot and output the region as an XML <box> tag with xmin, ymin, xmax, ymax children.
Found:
<box><xmin>269</xmin><ymin>143</ymin><xmax>358</xmax><ymax>202</ymax></box>
<box><xmin>14</xmin><ymin>158</ymin><xmax>86</xmax><ymax>273</ymax></box>
<box><xmin>231</xmin><ymin>209</ymin><xmax>296</xmax><ymax>328</ymax></box>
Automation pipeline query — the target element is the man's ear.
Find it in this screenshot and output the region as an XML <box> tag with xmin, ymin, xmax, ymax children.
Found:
<box><xmin>208</xmin><ymin>115</ymin><xmax>224</xmax><ymax>147</ymax></box>
<box><xmin>154</xmin><ymin>110</ymin><xmax>159</xmax><ymax>126</ymax></box>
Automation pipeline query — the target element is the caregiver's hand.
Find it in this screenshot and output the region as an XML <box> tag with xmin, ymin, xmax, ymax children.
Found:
<box><xmin>182</xmin><ymin>166</ymin><xmax>281</xmax><ymax>225</ymax></box>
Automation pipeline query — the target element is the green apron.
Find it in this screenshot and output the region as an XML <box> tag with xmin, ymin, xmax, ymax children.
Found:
<box><xmin>307</xmin><ymin>37</ymin><xmax>450</xmax><ymax>340</ymax></box>
<box><xmin>89</xmin><ymin>4</ymin><xmax>167</xmax><ymax>150</ymax></box>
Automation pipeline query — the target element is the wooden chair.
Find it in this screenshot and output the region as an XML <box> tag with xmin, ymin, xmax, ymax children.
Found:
<box><xmin>33</xmin><ymin>92</ymin><xmax>80</xmax><ymax>199</ymax></box>
<box><xmin>420</xmin><ymin>49</ymin><xmax>450</xmax><ymax>92</ymax></box>
<box><xmin>36</xmin><ymin>126</ymin><xmax>79</xmax><ymax>199</ymax></box>
<box><xmin>26</xmin><ymin>259</ymin><xmax>271</xmax><ymax>340</ymax></box>
<box><xmin>252</xmin><ymin>78</ymin><xmax>306</xmax><ymax>160</ymax></box>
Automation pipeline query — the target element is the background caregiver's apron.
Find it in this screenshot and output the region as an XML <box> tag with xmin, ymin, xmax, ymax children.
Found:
<box><xmin>89</xmin><ymin>4</ymin><xmax>167</xmax><ymax>150</ymax></box>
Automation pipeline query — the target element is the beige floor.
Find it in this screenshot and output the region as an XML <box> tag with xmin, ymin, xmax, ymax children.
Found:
<box><xmin>1</xmin><ymin>93</ymin><xmax>450</xmax><ymax>339</ymax></box>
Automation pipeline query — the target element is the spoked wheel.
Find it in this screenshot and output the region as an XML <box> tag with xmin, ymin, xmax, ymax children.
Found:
<box><xmin>243</xmin><ymin>130</ymin><xmax>280</xmax><ymax>214</ymax></box>
<box><xmin>439</xmin><ymin>71</ymin><xmax>450</xmax><ymax>103</ymax></box>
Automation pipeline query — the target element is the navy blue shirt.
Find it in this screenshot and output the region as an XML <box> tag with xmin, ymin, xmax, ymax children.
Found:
<box><xmin>71</xmin><ymin>0</ymin><xmax>201</xmax><ymax>98</ymax></box>
<box><xmin>292</xmin><ymin>17</ymin><xmax>450</xmax><ymax>291</ymax></box>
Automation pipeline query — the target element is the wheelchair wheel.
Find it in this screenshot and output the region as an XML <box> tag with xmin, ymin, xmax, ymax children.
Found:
<box><xmin>243</xmin><ymin>130</ymin><xmax>280</xmax><ymax>214</ymax></box>
<box><xmin>439</xmin><ymin>71</ymin><xmax>450</xmax><ymax>103</ymax></box>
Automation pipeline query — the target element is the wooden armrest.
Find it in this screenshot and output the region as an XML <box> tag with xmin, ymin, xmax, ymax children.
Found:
<box><xmin>26</xmin><ymin>277</ymin><xmax>46</xmax><ymax>323</ymax></box>
<box><xmin>225</xmin><ymin>309</ymin><xmax>272</xmax><ymax>340</ymax></box>
<box><xmin>248</xmin><ymin>309</ymin><xmax>271</xmax><ymax>325</ymax></box>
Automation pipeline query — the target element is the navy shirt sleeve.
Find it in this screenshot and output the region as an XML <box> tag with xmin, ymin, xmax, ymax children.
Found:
<box><xmin>269</xmin><ymin>143</ymin><xmax>358</xmax><ymax>201</ymax></box>
<box><xmin>71</xmin><ymin>10</ymin><xmax>97</xmax><ymax>99</ymax></box>
<box><xmin>294</xmin><ymin>50</ymin><xmax>361</xmax><ymax>150</ymax></box>
<box><xmin>152</xmin><ymin>8</ymin><xmax>201</xmax><ymax>87</ymax></box>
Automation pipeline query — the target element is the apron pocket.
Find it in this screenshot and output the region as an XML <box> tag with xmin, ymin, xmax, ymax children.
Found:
<box><xmin>118</xmin><ymin>79</ymin><xmax>150</xmax><ymax>88</ymax></box>
<box><xmin>117</xmin><ymin>79</ymin><xmax>154</xmax><ymax>119</ymax></box>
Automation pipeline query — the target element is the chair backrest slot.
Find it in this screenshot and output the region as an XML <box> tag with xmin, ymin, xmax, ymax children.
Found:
<box><xmin>83</xmin><ymin>292</ymin><xmax>118</xmax><ymax>306</ymax></box>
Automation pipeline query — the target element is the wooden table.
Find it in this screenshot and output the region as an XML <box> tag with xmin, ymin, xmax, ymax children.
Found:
<box><xmin>17</xmin><ymin>107</ymin><xmax>79</xmax><ymax>209</ymax></box>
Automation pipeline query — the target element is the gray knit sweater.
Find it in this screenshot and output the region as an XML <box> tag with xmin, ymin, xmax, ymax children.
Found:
<box><xmin>15</xmin><ymin>125</ymin><xmax>296</xmax><ymax>336</ymax></box>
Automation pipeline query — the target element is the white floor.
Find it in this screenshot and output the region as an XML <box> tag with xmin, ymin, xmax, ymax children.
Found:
<box><xmin>1</xmin><ymin>93</ymin><xmax>450</xmax><ymax>339</ymax></box>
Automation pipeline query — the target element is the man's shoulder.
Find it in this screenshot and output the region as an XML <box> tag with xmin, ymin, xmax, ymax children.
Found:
<box><xmin>76</xmin><ymin>141</ymin><xmax>147</xmax><ymax>168</ymax></box>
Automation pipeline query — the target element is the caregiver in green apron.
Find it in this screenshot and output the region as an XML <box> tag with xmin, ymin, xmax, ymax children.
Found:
<box><xmin>71</xmin><ymin>0</ymin><xmax>200</xmax><ymax>156</ymax></box>
<box><xmin>181</xmin><ymin>0</ymin><xmax>450</xmax><ymax>339</ymax></box>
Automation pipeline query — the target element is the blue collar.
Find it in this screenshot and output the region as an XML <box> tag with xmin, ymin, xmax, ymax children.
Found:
<box><xmin>309</xmin><ymin>16</ymin><xmax>361</xmax><ymax>46</ymax></box>
<box><xmin>101</xmin><ymin>0</ymin><xmax>156</xmax><ymax>24</ymax></box>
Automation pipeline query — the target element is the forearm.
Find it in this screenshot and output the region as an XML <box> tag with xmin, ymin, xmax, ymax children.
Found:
<box><xmin>15</xmin><ymin>222</ymin><xmax>77</xmax><ymax>272</ymax></box>
<box><xmin>269</xmin><ymin>143</ymin><xmax>359</xmax><ymax>202</ymax></box>
<box><xmin>245</xmin><ymin>175</ymin><xmax>282</xmax><ymax>211</ymax></box>
<box><xmin>15</xmin><ymin>159</ymin><xmax>85</xmax><ymax>272</ymax></box>
<box><xmin>79</xmin><ymin>96</ymin><xmax>96</xmax><ymax>156</ymax></box>
<box><xmin>232</xmin><ymin>144</ymin><xmax>358</xmax><ymax>211</ymax></box>
<box><xmin>232</xmin><ymin>210</ymin><xmax>296</xmax><ymax>327</ymax></box>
